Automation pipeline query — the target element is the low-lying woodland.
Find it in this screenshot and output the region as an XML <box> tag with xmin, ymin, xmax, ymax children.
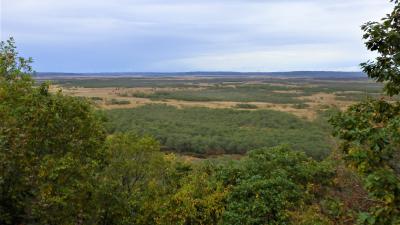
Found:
<box><xmin>106</xmin><ymin>104</ymin><xmax>332</xmax><ymax>159</ymax></box>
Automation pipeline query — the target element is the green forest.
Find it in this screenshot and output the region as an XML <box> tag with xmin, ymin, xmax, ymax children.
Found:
<box><xmin>1</xmin><ymin>1</ymin><xmax>400</xmax><ymax>225</ymax></box>
<box><xmin>106</xmin><ymin>104</ymin><xmax>331</xmax><ymax>159</ymax></box>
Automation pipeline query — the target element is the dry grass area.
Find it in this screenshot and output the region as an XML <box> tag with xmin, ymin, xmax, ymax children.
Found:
<box><xmin>51</xmin><ymin>85</ymin><xmax>354</xmax><ymax>121</ymax></box>
<box><xmin>272</xmin><ymin>90</ymin><xmax>304</xmax><ymax>94</ymax></box>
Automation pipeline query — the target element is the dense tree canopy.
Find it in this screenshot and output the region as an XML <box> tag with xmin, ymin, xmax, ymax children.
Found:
<box><xmin>331</xmin><ymin>100</ymin><xmax>400</xmax><ymax>224</ymax></box>
<box><xmin>331</xmin><ymin>0</ymin><xmax>400</xmax><ymax>224</ymax></box>
<box><xmin>106</xmin><ymin>104</ymin><xmax>331</xmax><ymax>159</ymax></box>
<box><xmin>219</xmin><ymin>146</ymin><xmax>334</xmax><ymax>225</ymax></box>
<box><xmin>0</xmin><ymin>38</ymin><xmax>107</xmax><ymax>224</ymax></box>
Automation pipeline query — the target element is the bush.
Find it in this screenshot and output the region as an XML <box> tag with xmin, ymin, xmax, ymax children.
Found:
<box><xmin>107</xmin><ymin>98</ymin><xmax>130</xmax><ymax>105</ymax></box>
<box><xmin>234</xmin><ymin>103</ymin><xmax>258</xmax><ymax>109</ymax></box>
<box><xmin>90</xmin><ymin>96</ymin><xmax>103</xmax><ymax>101</ymax></box>
<box><xmin>0</xmin><ymin>39</ymin><xmax>107</xmax><ymax>224</ymax></box>
<box><xmin>219</xmin><ymin>146</ymin><xmax>335</xmax><ymax>224</ymax></box>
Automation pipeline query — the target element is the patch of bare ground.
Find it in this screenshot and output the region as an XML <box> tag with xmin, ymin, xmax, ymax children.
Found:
<box><xmin>296</xmin><ymin>92</ymin><xmax>355</xmax><ymax>119</ymax></box>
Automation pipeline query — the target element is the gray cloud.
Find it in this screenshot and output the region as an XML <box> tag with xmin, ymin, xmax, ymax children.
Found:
<box><xmin>1</xmin><ymin>0</ymin><xmax>393</xmax><ymax>72</ymax></box>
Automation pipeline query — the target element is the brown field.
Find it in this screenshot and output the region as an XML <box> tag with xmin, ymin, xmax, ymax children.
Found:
<box><xmin>51</xmin><ymin>84</ymin><xmax>354</xmax><ymax>120</ymax></box>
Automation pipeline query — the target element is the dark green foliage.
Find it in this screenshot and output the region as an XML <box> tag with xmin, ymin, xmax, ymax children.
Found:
<box><xmin>93</xmin><ymin>133</ymin><xmax>170</xmax><ymax>225</ymax></box>
<box><xmin>107</xmin><ymin>98</ymin><xmax>130</xmax><ymax>105</ymax></box>
<box><xmin>330</xmin><ymin>1</ymin><xmax>400</xmax><ymax>224</ymax></box>
<box><xmin>90</xmin><ymin>96</ymin><xmax>103</xmax><ymax>101</ymax></box>
<box><xmin>330</xmin><ymin>100</ymin><xmax>400</xmax><ymax>224</ymax></box>
<box><xmin>0</xmin><ymin>37</ymin><xmax>33</xmax><ymax>80</ymax></box>
<box><xmin>131</xmin><ymin>85</ymin><xmax>308</xmax><ymax>104</ymax></box>
<box><xmin>1</xmin><ymin>93</ymin><xmax>106</xmax><ymax>224</ymax></box>
<box><xmin>94</xmin><ymin>133</ymin><xmax>227</xmax><ymax>225</ymax></box>
<box><xmin>361</xmin><ymin>0</ymin><xmax>400</xmax><ymax>96</ymax></box>
<box><xmin>159</xmin><ymin>163</ymin><xmax>227</xmax><ymax>225</ymax></box>
<box><xmin>219</xmin><ymin>146</ymin><xmax>334</xmax><ymax>225</ymax></box>
<box><xmin>0</xmin><ymin>38</ymin><xmax>107</xmax><ymax>224</ymax></box>
<box><xmin>224</xmin><ymin>176</ymin><xmax>301</xmax><ymax>225</ymax></box>
<box><xmin>106</xmin><ymin>104</ymin><xmax>331</xmax><ymax>159</ymax></box>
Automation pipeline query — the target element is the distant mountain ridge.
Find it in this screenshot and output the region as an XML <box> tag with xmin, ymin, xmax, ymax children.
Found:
<box><xmin>35</xmin><ymin>71</ymin><xmax>366</xmax><ymax>79</ymax></box>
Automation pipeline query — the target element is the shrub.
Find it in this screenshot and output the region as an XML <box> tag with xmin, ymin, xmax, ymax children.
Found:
<box><xmin>90</xmin><ymin>96</ymin><xmax>103</xmax><ymax>101</ymax></box>
<box><xmin>107</xmin><ymin>98</ymin><xmax>130</xmax><ymax>105</ymax></box>
<box><xmin>234</xmin><ymin>103</ymin><xmax>258</xmax><ymax>109</ymax></box>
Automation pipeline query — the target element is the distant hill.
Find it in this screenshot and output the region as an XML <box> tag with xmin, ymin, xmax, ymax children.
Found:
<box><xmin>35</xmin><ymin>71</ymin><xmax>366</xmax><ymax>79</ymax></box>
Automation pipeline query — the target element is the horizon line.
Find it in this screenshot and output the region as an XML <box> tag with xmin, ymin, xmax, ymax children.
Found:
<box><xmin>35</xmin><ymin>70</ymin><xmax>365</xmax><ymax>74</ymax></box>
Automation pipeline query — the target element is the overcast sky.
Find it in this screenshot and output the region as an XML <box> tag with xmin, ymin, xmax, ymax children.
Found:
<box><xmin>0</xmin><ymin>0</ymin><xmax>393</xmax><ymax>72</ymax></box>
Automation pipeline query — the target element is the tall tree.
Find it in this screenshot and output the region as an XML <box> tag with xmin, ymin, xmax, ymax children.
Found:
<box><xmin>361</xmin><ymin>0</ymin><xmax>400</xmax><ymax>96</ymax></box>
<box><xmin>0</xmin><ymin>38</ymin><xmax>107</xmax><ymax>224</ymax></box>
<box><xmin>331</xmin><ymin>1</ymin><xmax>400</xmax><ymax>224</ymax></box>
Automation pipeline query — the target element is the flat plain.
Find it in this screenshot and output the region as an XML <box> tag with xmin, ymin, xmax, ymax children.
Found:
<box><xmin>50</xmin><ymin>76</ymin><xmax>385</xmax><ymax>120</ymax></box>
<box><xmin>47</xmin><ymin>76</ymin><xmax>391</xmax><ymax>159</ymax></box>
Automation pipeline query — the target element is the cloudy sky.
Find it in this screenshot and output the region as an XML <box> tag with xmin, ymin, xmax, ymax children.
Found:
<box><xmin>0</xmin><ymin>0</ymin><xmax>393</xmax><ymax>72</ymax></box>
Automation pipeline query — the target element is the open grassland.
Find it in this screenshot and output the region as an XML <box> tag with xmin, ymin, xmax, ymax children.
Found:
<box><xmin>50</xmin><ymin>76</ymin><xmax>389</xmax><ymax>120</ymax></box>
